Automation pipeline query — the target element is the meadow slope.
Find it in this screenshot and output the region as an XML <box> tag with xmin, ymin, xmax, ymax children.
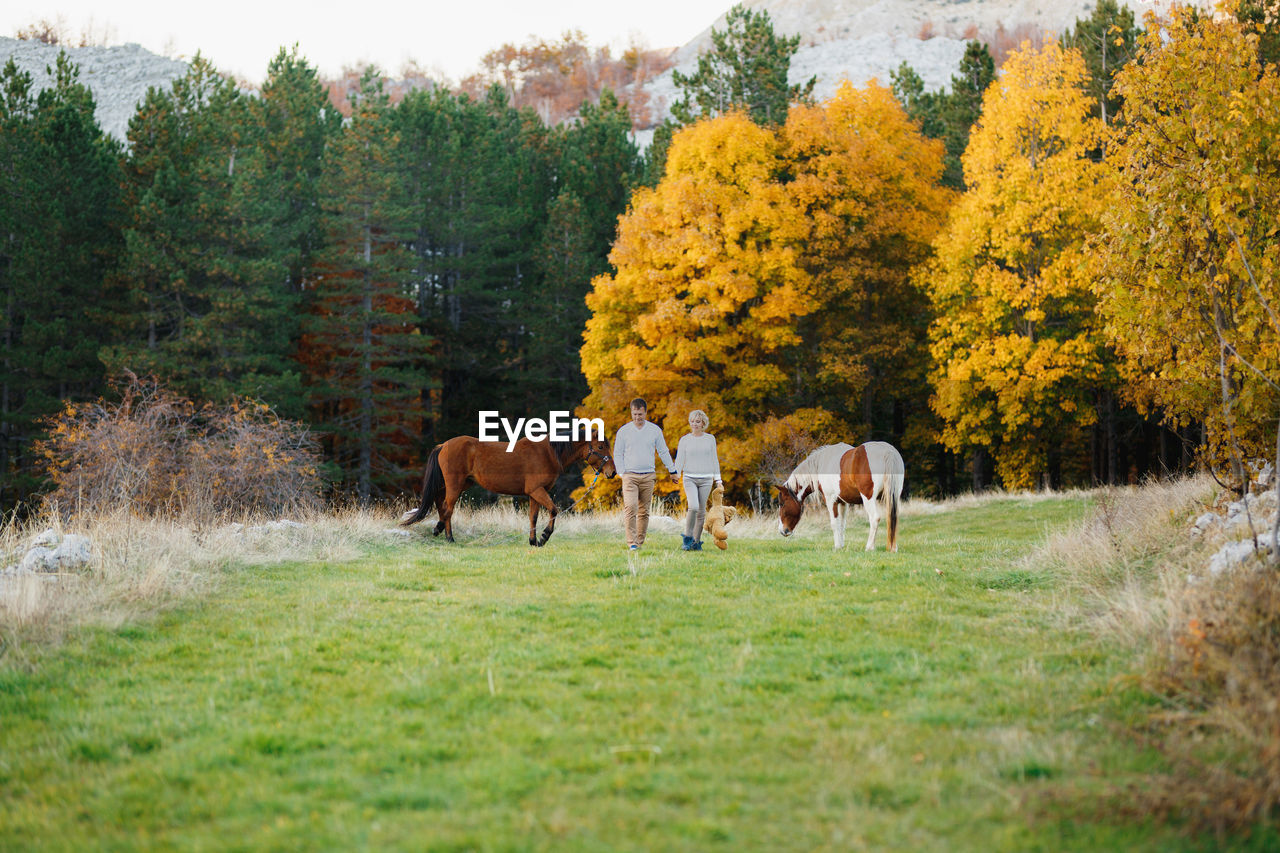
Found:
<box><xmin>0</xmin><ymin>494</ymin><xmax>1255</xmax><ymax>850</ymax></box>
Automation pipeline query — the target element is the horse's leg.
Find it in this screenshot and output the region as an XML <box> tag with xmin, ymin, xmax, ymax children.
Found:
<box><xmin>863</xmin><ymin>488</ymin><xmax>881</xmax><ymax>551</ymax></box>
<box><xmin>527</xmin><ymin>496</ymin><xmax>540</xmax><ymax>547</ymax></box>
<box><xmin>432</xmin><ymin>490</ymin><xmax>448</xmax><ymax>535</ymax></box>
<box><xmin>529</xmin><ymin>486</ymin><xmax>557</xmax><ymax>546</ymax></box>
<box><xmin>438</xmin><ymin>482</ymin><xmax>464</xmax><ymax>543</ymax></box>
<box><xmin>829</xmin><ymin>498</ymin><xmax>843</xmax><ymax>549</ymax></box>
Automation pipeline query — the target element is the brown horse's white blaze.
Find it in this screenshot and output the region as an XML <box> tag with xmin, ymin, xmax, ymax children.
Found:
<box><xmin>777</xmin><ymin>441</ymin><xmax>904</xmax><ymax>551</ymax></box>
<box><xmin>400</xmin><ymin>435</ymin><xmax>615</xmax><ymax>546</ymax></box>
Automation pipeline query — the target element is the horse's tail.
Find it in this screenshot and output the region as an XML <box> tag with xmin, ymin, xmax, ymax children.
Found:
<box><xmin>885</xmin><ymin>460</ymin><xmax>904</xmax><ymax>552</ymax></box>
<box><xmin>400</xmin><ymin>444</ymin><xmax>444</xmax><ymax>526</ymax></box>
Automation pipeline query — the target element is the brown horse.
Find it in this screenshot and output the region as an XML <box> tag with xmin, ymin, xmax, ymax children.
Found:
<box><xmin>400</xmin><ymin>436</ymin><xmax>616</xmax><ymax>546</ymax></box>
<box><xmin>777</xmin><ymin>441</ymin><xmax>904</xmax><ymax>551</ymax></box>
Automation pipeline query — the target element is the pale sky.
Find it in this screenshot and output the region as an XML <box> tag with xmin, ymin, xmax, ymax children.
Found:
<box><xmin>1</xmin><ymin>1</ymin><xmax>733</xmax><ymax>82</ymax></box>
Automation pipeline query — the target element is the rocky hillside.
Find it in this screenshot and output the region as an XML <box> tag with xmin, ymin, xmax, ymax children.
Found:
<box><xmin>2</xmin><ymin>0</ymin><xmax>1168</xmax><ymax>144</ymax></box>
<box><xmin>639</xmin><ymin>0</ymin><xmax>1161</xmax><ymax>134</ymax></box>
<box><xmin>0</xmin><ymin>37</ymin><xmax>187</xmax><ymax>143</ymax></box>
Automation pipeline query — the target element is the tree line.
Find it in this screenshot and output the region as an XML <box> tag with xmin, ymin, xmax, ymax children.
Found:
<box><xmin>580</xmin><ymin>0</ymin><xmax>1280</xmax><ymax>502</ymax></box>
<box><xmin>5</xmin><ymin>1</ymin><xmax>1276</xmax><ymax>512</ymax></box>
<box><xmin>1</xmin><ymin>46</ymin><xmax>640</xmax><ymax>508</ymax></box>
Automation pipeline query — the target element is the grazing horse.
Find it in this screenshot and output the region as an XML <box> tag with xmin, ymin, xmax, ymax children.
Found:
<box><xmin>400</xmin><ymin>436</ymin><xmax>615</xmax><ymax>546</ymax></box>
<box><xmin>777</xmin><ymin>441</ymin><xmax>905</xmax><ymax>551</ymax></box>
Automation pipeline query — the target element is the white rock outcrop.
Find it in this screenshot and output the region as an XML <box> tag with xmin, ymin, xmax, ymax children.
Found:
<box><xmin>13</xmin><ymin>529</ymin><xmax>93</xmax><ymax>574</ymax></box>
<box><xmin>1191</xmin><ymin>487</ymin><xmax>1280</xmax><ymax>580</ymax></box>
<box><xmin>0</xmin><ymin>37</ymin><xmax>187</xmax><ymax>143</ymax></box>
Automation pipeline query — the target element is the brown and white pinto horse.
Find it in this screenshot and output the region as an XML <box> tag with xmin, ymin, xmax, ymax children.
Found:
<box><xmin>400</xmin><ymin>436</ymin><xmax>615</xmax><ymax>546</ymax></box>
<box><xmin>777</xmin><ymin>441</ymin><xmax>904</xmax><ymax>551</ymax></box>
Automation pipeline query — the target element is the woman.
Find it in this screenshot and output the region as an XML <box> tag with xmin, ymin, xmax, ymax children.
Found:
<box><xmin>675</xmin><ymin>409</ymin><xmax>723</xmax><ymax>551</ymax></box>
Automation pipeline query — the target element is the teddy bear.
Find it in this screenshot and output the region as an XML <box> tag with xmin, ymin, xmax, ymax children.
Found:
<box><xmin>702</xmin><ymin>484</ymin><xmax>737</xmax><ymax>550</ymax></box>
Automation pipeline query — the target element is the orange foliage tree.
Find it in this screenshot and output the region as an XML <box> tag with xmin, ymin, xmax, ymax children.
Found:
<box><xmin>579</xmin><ymin>84</ymin><xmax>950</xmax><ymax>503</ymax></box>
<box><xmin>783</xmin><ymin>82</ymin><xmax>952</xmax><ymax>450</ymax></box>
<box><xmin>462</xmin><ymin>30</ymin><xmax>672</xmax><ymax>129</ymax></box>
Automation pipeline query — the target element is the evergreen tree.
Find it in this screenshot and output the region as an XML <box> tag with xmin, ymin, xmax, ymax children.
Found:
<box><xmin>0</xmin><ymin>54</ymin><xmax>124</xmax><ymax>508</ymax></box>
<box><xmin>940</xmin><ymin>42</ymin><xmax>996</xmax><ymax>185</ymax></box>
<box><xmin>306</xmin><ymin>68</ymin><xmax>426</xmax><ymax>503</ymax></box>
<box><xmin>110</xmin><ymin>54</ymin><xmax>309</xmax><ymax>413</ymax></box>
<box><xmin>535</xmin><ymin>89</ymin><xmax>640</xmax><ymax>403</ymax></box>
<box><xmin>892</xmin><ymin>42</ymin><xmax>995</xmax><ymax>188</ymax></box>
<box><xmin>259</xmin><ymin>46</ymin><xmax>342</xmax><ymax>296</ymax></box>
<box><xmin>1060</xmin><ymin>0</ymin><xmax>1142</xmax><ymax>125</ymax></box>
<box><xmin>671</xmin><ymin>4</ymin><xmax>815</xmax><ymax>128</ymax></box>
<box><xmin>638</xmin><ymin>119</ymin><xmax>676</xmax><ymax>188</ymax></box>
<box><xmin>888</xmin><ymin>62</ymin><xmax>945</xmax><ymax>138</ymax></box>
<box><xmin>392</xmin><ymin>85</ymin><xmax>552</xmax><ymax>443</ymax></box>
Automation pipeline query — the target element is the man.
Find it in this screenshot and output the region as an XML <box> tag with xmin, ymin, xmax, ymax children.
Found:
<box><xmin>612</xmin><ymin>397</ymin><xmax>676</xmax><ymax>550</ymax></box>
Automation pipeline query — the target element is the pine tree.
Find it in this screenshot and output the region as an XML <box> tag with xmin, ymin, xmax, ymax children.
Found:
<box><xmin>892</xmin><ymin>41</ymin><xmax>995</xmax><ymax>188</ymax></box>
<box><xmin>393</xmin><ymin>85</ymin><xmax>553</xmax><ymax>444</ymax></box>
<box><xmin>535</xmin><ymin>88</ymin><xmax>640</xmax><ymax>404</ymax></box>
<box><xmin>0</xmin><ymin>53</ymin><xmax>124</xmax><ymax>508</ymax></box>
<box><xmin>671</xmin><ymin>4</ymin><xmax>815</xmax><ymax>128</ymax></box>
<box><xmin>110</xmin><ymin>55</ymin><xmax>304</xmax><ymax>410</ymax></box>
<box><xmin>254</xmin><ymin>46</ymin><xmax>343</xmax><ymax>416</ymax></box>
<box><xmin>1060</xmin><ymin>0</ymin><xmax>1142</xmax><ymax>126</ymax></box>
<box><xmin>306</xmin><ymin>68</ymin><xmax>426</xmax><ymax>503</ymax></box>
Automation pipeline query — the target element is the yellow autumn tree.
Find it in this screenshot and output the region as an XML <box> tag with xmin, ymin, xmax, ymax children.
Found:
<box><xmin>579</xmin><ymin>86</ymin><xmax>952</xmax><ymax>502</ymax></box>
<box><xmin>781</xmin><ymin>81</ymin><xmax>952</xmax><ymax>476</ymax></box>
<box><xmin>1092</xmin><ymin>4</ymin><xmax>1280</xmax><ymax>479</ymax></box>
<box><xmin>579</xmin><ymin>113</ymin><xmax>813</xmax><ymax>501</ymax></box>
<box><xmin>925</xmin><ymin>38</ymin><xmax>1113</xmax><ymax>490</ymax></box>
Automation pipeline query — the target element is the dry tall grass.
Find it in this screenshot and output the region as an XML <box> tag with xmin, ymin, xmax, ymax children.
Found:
<box><xmin>1033</xmin><ymin>474</ymin><xmax>1280</xmax><ymax>832</ymax></box>
<box><xmin>0</xmin><ymin>504</ymin><xmax>405</xmax><ymax>660</ymax></box>
<box><xmin>1</xmin><ymin>489</ymin><xmax>1028</xmax><ymax>657</ymax></box>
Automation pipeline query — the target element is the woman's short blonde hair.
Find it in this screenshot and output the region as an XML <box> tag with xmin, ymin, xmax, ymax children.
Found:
<box><xmin>688</xmin><ymin>409</ymin><xmax>709</xmax><ymax>429</ymax></box>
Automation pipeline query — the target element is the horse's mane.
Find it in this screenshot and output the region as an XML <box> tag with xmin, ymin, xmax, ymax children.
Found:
<box><xmin>550</xmin><ymin>439</ymin><xmax>577</xmax><ymax>465</ymax></box>
<box><xmin>786</xmin><ymin>443</ymin><xmax>854</xmax><ymax>493</ymax></box>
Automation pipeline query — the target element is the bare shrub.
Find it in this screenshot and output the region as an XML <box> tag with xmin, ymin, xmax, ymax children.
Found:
<box><xmin>34</xmin><ymin>375</ymin><xmax>321</xmax><ymax>522</ymax></box>
<box><xmin>14</xmin><ymin>15</ymin><xmax>115</xmax><ymax>47</ymax></box>
<box><xmin>918</xmin><ymin>19</ymin><xmax>938</xmax><ymax>40</ymax></box>
<box><xmin>745</xmin><ymin>419</ymin><xmax>829</xmax><ymax>513</ymax></box>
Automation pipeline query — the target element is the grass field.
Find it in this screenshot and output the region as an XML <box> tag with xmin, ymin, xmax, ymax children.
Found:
<box><xmin>0</xmin><ymin>493</ymin><xmax>1264</xmax><ymax>850</ymax></box>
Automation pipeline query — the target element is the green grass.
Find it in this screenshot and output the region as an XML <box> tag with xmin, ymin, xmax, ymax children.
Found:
<box><xmin>0</xmin><ymin>497</ymin><xmax>1241</xmax><ymax>850</ymax></box>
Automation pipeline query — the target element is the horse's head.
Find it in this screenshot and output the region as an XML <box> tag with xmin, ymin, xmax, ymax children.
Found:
<box><xmin>582</xmin><ymin>439</ymin><xmax>617</xmax><ymax>479</ymax></box>
<box><xmin>777</xmin><ymin>482</ymin><xmax>808</xmax><ymax>537</ymax></box>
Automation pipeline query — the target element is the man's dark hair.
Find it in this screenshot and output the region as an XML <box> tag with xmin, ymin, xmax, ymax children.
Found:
<box><xmin>630</xmin><ymin>397</ymin><xmax>647</xmax><ymax>411</ymax></box>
